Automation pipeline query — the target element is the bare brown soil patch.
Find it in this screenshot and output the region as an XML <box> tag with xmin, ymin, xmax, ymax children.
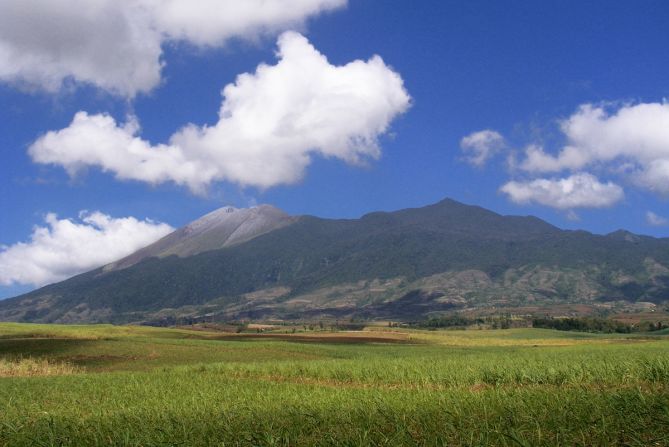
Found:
<box><xmin>215</xmin><ymin>331</ymin><xmax>413</xmax><ymax>344</ymax></box>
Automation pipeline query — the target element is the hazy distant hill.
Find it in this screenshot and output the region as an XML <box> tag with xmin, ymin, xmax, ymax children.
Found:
<box><xmin>1</xmin><ymin>198</ymin><xmax>668</xmax><ymax>323</ymax></box>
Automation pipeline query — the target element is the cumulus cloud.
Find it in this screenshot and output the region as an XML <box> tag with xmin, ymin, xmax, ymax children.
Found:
<box><xmin>29</xmin><ymin>113</ymin><xmax>210</xmax><ymax>191</ymax></box>
<box><xmin>646</xmin><ymin>211</ymin><xmax>668</xmax><ymax>227</ymax></box>
<box><xmin>142</xmin><ymin>0</ymin><xmax>346</xmax><ymax>46</ymax></box>
<box><xmin>500</xmin><ymin>173</ymin><xmax>624</xmax><ymax>210</ymax></box>
<box><xmin>29</xmin><ymin>32</ymin><xmax>411</xmax><ymax>192</ymax></box>
<box><xmin>518</xmin><ymin>102</ymin><xmax>669</xmax><ymax>194</ymax></box>
<box><xmin>460</xmin><ymin>129</ymin><xmax>505</xmax><ymax>167</ymax></box>
<box><xmin>0</xmin><ymin>0</ymin><xmax>346</xmax><ymax>97</ymax></box>
<box><xmin>0</xmin><ymin>211</ymin><xmax>173</xmax><ymax>287</ymax></box>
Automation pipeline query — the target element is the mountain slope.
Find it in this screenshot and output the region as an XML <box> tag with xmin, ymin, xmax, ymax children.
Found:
<box><xmin>1</xmin><ymin>198</ymin><xmax>668</xmax><ymax>323</ymax></box>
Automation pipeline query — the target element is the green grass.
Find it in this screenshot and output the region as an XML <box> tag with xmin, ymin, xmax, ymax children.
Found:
<box><xmin>1</xmin><ymin>323</ymin><xmax>668</xmax><ymax>446</ymax></box>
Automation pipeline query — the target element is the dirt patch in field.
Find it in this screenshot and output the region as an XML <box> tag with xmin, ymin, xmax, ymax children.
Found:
<box><xmin>214</xmin><ymin>331</ymin><xmax>414</xmax><ymax>344</ymax></box>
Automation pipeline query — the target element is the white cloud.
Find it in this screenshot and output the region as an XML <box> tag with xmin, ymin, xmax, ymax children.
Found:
<box><xmin>0</xmin><ymin>212</ymin><xmax>173</xmax><ymax>287</ymax></box>
<box><xmin>29</xmin><ymin>113</ymin><xmax>212</xmax><ymax>192</ymax></box>
<box><xmin>460</xmin><ymin>129</ymin><xmax>505</xmax><ymax>167</ymax></box>
<box><xmin>646</xmin><ymin>211</ymin><xmax>668</xmax><ymax>227</ymax></box>
<box><xmin>29</xmin><ymin>32</ymin><xmax>411</xmax><ymax>192</ymax></box>
<box><xmin>500</xmin><ymin>173</ymin><xmax>624</xmax><ymax>210</ymax></box>
<box><xmin>0</xmin><ymin>1</ymin><xmax>161</xmax><ymax>97</ymax></box>
<box><xmin>142</xmin><ymin>0</ymin><xmax>346</xmax><ymax>46</ymax></box>
<box><xmin>634</xmin><ymin>159</ymin><xmax>669</xmax><ymax>195</ymax></box>
<box><xmin>518</xmin><ymin>102</ymin><xmax>669</xmax><ymax>194</ymax></box>
<box><xmin>0</xmin><ymin>0</ymin><xmax>346</xmax><ymax>97</ymax></box>
<box><xmin>520</xmin><ymin>143</ymin><xmax>579</xmax><ymax>172</ymax></box>
<box><xmin>565</xmin><ymin>210</ymin><xmax>580</xmax><ymax>221</ymax></box>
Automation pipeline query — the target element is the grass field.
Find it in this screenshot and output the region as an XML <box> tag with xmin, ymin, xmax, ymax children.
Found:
<box><xmin>0</xmin><ymin>323</ymin><xmax>668</xmax><ymax>446</ymax></box>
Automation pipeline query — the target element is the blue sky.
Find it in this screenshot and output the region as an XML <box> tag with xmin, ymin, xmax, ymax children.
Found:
<box><xmin>1</xmin><ymin>0</ymin><xmax>669</xmax><ymax>298</ymax></box>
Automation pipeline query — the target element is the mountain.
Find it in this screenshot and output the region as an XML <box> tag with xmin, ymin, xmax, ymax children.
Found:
<box><xmin>1</xmin><ymin>198</ymin><xmax>668</xmax><ymax>324</ymax></box>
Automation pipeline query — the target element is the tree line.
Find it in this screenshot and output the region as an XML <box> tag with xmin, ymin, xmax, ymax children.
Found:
<box><xmin>531</xmin><ymin>317</ymin><xmax>665</xmax><ymax>333</ymax></box>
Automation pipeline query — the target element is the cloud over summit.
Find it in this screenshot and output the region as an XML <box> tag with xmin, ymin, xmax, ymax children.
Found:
<box><xmin>646</xmin><ymin>211</ymin><xmax>668</xmax><ymax>227</ymax></box>
<box><xmin>460</xmin><ymin>130</ymin><xmax>505</xmax><ymax>167</ymax></box>
<box><xmin>500</xmin><ymin>173</ymin><xmax>624</xmax><ymax>210</ymax></box>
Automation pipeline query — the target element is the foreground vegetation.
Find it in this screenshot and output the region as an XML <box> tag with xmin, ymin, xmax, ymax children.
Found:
<box><xmin>0</xmin><ymin>323</ymin><xmax>668</xmax><ymax>446</ymax></box>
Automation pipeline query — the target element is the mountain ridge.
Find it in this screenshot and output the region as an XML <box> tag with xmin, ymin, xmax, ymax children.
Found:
<box><xmin>1</xmin><ymin>197</ymin><xmax>668</xmax><ymax>324</ymax></box>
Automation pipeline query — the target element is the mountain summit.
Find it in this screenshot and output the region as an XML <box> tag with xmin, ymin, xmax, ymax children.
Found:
<box><xmin>1</xmin><ymin>198</ymin><xmax>668</xmax><ymax>324</ymax></box>
<box><xmin>107</xmin><ymin>205</ymin><xmax>295</xmax><ymax>271</ymax></box>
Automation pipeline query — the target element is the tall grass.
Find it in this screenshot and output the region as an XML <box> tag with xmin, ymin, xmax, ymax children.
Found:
<box><xmin>0</xmin><ymin>357</ymin><xmax>79</xmax><ymax>377</ymax></box>
<box><xmin>195</xmin><ymin>336</ymin><xmax>669</xmax><ymax>390</ymax></box>
<box><xmin>1</xmin><ymin>372</ymin><xmax>667</xmax><ymax>446</ymax></box>
<box><xmin>0</xmin><ymin>323</ymin><xmax>667</xmax><ymax>446</ymax></box>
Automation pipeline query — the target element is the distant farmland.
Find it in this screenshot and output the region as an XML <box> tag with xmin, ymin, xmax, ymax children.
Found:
<box><xmin>0</xmin><ymin>323</ymin><xmax>668</xmax><ymax>446</ymax></box>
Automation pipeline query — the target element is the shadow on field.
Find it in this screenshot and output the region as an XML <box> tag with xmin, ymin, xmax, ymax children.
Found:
<box><xmin>0</xmin><ymin>338</ymin><xmax>148</xmax><ymax>370</ymax></box>
<box><xmin>0</xmin><ymin>338</ymin><xmax>98</xmax><ymax>359</ymax></box>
